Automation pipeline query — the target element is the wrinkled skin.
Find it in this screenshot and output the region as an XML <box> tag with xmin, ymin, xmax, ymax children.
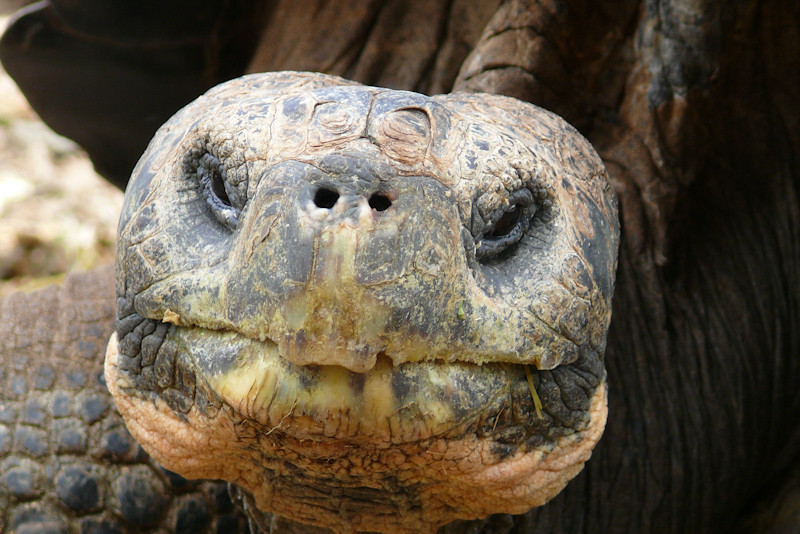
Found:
<box><xmin>105</xmin><ymin>72</ymin><xmax>619</xmax><ymax>533</ymax></box>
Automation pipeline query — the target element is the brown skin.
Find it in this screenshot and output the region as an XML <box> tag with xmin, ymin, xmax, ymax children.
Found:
<box><xmin>1</xmin><ymin>0</ymin><xmax>799</xmax><ymax>532</ymax></box>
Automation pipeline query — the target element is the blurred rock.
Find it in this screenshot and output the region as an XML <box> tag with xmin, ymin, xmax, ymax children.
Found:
<box><xmin>0</xmin><ymin>1</ymin><xmax>35</xmax><ymax>16</ymax></box>
<box><xmin>0</xmin><ymin>15</ymin><xmax>123</xmax><ymax>298</ymax></box>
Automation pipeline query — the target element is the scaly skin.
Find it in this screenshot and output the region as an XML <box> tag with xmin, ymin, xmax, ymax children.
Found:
<box><xmin>0</xmin><ymin>267</ymin><xmax>248</xmax><ymax>534</ymax></box>
<box><xmin>106</xmin><ymin>72</ymin><xmax>619</xmax><ymax>533</ymax></box>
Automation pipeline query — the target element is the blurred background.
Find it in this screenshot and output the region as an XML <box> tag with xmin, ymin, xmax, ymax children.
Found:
<box><xmin>0</xmin><ymin>3</ymin><xmax>122</xmax><ymax>297</ymax></box>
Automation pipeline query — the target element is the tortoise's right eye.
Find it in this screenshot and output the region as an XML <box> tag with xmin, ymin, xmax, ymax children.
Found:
<box><xmin>197</xmin><ymin>152</ymin><xmax>239</xmax><ymax>229</ymax></box>
<box><xmin>210</xmin><ymin>166</ymin><xmax>231</xmax><ymax>207</ymax></box>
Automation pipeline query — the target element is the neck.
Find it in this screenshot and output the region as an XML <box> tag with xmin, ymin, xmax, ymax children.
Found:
<box><xmin>520</xmin><ymin>145</ymin><xmax>800</xmax><ymax>534</ymax></box>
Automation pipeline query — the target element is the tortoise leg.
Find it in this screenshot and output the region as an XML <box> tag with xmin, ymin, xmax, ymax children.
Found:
<box><xmin>0</xmin><ymin>268</ymin><xmax>249</xmax><ymax>533</ymax></box>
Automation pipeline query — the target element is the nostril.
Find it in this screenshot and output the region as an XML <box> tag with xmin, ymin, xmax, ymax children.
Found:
<box><xmin>314</xmin><ymin>187</ymin><xmax>340</xmax><ymax>209</ymax></box>
<box><xmin>368</xmin><ymin>193</ymin><xmax>392</xmax><ymax>212</ymax></box>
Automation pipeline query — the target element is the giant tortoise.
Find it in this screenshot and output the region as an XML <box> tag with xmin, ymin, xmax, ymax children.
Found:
<box><xmin>1</xmin><ymin>1</ymin><xmax>799</xmax><ymax>533</ymax></box>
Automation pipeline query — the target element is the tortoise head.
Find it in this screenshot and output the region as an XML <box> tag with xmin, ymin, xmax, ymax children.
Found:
<box><xmin>106</xmin><ymin>71</ymin><xmax>619</xmax><ymax>533</ymax></box>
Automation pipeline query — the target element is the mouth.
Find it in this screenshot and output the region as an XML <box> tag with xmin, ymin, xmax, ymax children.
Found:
<box><xmin>113</xmin><ymin>313</ymin><xmax>604</xmax><ymax>447</ymax></box>
<box><xmin>107</xmin><ymin>318</ymin><xmax>607</xmax><ymax>532</ymax></box>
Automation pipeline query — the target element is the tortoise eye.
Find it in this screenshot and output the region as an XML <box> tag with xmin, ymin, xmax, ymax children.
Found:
<box><xmin>210</xmin><ymin>165</ymin><xmax>232</xmax><ymax>207</ymax></box>
<box><xmin>475</xmin><ymin>189</ymin><xmax>535</xmax><ymax>260</ymax></box>
<box><xmin>486</xmin><ymin>206</ymin><xmax>522</xmax><ymax>239</ymax></box>
<box><xmin>197</xmin><ymin>152</ymin><xmax>239</xmax><ymax>229</ymax></box>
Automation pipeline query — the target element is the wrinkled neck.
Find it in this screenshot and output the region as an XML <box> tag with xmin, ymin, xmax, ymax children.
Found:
<box><xmin>520</xmin><ymin>159</ymin><xmax>800</xmax><ymax>534</ymax></box>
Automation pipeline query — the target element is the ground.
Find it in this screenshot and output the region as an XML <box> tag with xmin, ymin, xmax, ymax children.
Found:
<box><xmin>0</xmin><ymin>10</ymin><xmax>122</xmax><ymax>298</ymax></box>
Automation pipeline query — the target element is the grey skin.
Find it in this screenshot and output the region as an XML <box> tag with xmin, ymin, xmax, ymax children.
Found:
<box><xmin>107</xmin><ymin>72</ymin><xmax>618</xmax><ymax>533</ymax></box>
<box><xmin>0</xmin><ymin>267</ymin><xmax>250</xmax><ymax>533</ymax></box>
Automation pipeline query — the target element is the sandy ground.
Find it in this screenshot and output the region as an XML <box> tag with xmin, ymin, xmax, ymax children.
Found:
<box><xmin>0</xmin><ymin>11</ymin><xmax>123</xmax><ymax>298</ymax></box>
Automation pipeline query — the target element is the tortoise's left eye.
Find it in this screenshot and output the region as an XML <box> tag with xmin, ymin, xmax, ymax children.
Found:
<box><xmin>487</xmin><ymin>206</ymin><xmax>522</xmax><ymax>239</ymax></box>
<box><xmin>476</xmin><ymin>189</ymin><xmax>534</xmax><ymax>260</ymax></box>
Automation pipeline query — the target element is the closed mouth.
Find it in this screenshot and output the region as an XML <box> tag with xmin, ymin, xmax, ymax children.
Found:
<box><xmin>115</xmin><ymin>314</ymin><xmax>603</xmax><ymax>448</ymax></box>
<box><xmin>108</xmin><ymin>324</ymin><xmax>608</xmax><ymax>532</ymax></box>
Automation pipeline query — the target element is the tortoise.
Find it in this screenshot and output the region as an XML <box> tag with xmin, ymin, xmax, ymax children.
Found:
<box><xmin>1</xmin><ymin>0</ymin><xmax>799</xmax><ymax>533</ymax></box>
<box><xmin>104</xmin><ymin>71</ymin><xmax>618</xmax><ymax>533</ymax></box>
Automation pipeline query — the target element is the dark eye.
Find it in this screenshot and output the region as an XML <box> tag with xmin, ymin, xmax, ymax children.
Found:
<box><xmin>210</xmin><ymin>167</ymin><xmax>231</xmax><ymax>207</ymax></box>
<box><xmin>197</xmin><ymin>152</ymin><xmax>239</xmax><ymax>229</ymax></box>
<box><xmin>476</xmin><ymin>189</ymin><xmax>534</xmax><ymax>260</ymax></box>
<box><xmin>486</xmin><ymin>206</ymin><xmax>522</xmax><ymax>239</ymax></box>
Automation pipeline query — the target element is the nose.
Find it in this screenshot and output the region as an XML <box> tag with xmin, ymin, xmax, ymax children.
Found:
<box><xmin>312</xmin><ymin>185</ymin><xmax>393</xmax><ymax>212</ymax></box>
<box><xmin>302</xmin><ymin>152</ymin><xmax>398</xmax><ymax>220</ymax></box>
<box><xmin>225</xmin><ymin>155</ymin><xmax>464</xmax><ymax>373</ymax></box>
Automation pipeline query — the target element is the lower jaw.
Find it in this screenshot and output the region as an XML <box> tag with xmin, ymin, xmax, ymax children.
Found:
<box><xmin>235</xmin><ymin>381</ymin><xmax>606</xmax><ymax>533</ymax></box>
<box><xmin>107</xmin><ymin>331</ymin><xmax>608</xmax><ymax>532</ymax></box>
